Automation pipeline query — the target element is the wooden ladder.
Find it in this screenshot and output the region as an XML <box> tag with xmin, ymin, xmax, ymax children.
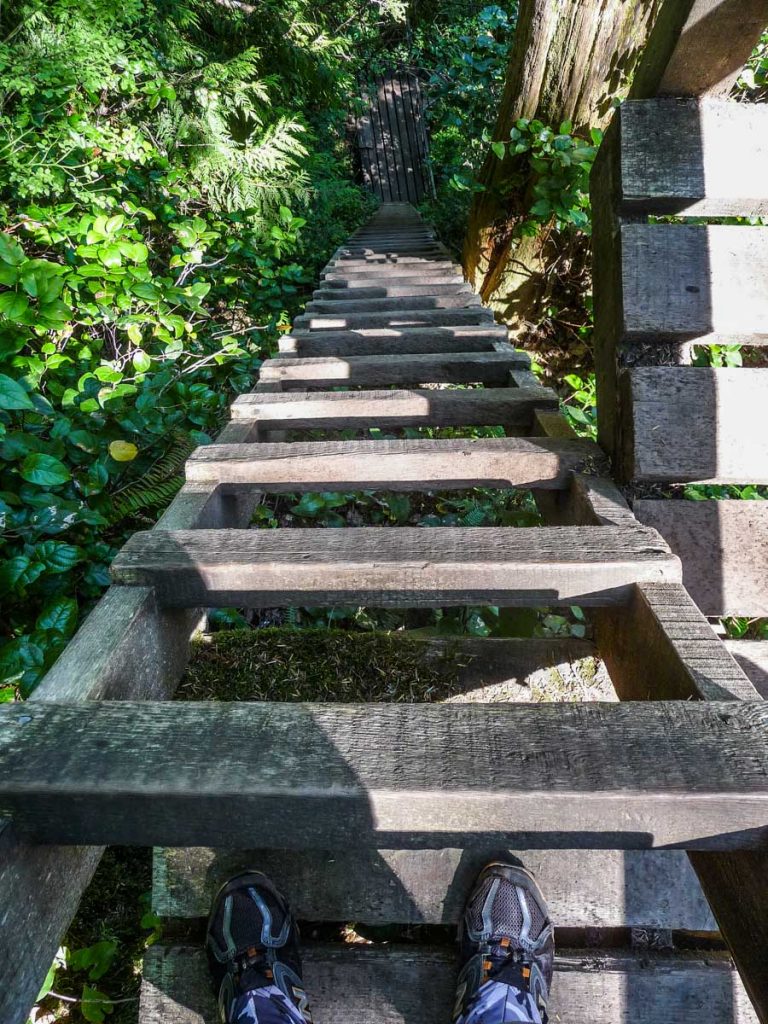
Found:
<box><xmin>1</xmin><ymin>201</ymin><xmax>766</xmax><ymax>1024</ymax></box>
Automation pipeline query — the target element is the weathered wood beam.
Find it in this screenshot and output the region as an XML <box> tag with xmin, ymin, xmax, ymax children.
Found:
<box><xmin>293</xmin><ymin>307</ymin><xmax>494</xmax><ymax>332</ymax></box>
<box><xmin>624</xmin><ymin>367</ymin><xmax>768</xmax><ymax>483</ymax></box>
<box><xmin>141</xmin><ymin>944</ymin><xmax>759</xmax><ymax>1024</ymax></box>
<box><xmin>259</xmin><ymin>350</ymin><xmax>528</xmax><ymax>388</ymax></box>
<box><xmin>152</xmin><ymin>846</ymin><xmax>716</xmax><ymax>930</ymax></box>
<box><xmin>231</xmin><ymin>386</ymin><xmax>557</xmax><ymax>429</ymax></box>
<box><xmin>631</xmin><ymin>0</ymin><xmax>768</xmax><ymax>98</ymax></box>
<box><xmin>110</xmin><ymin>524</ymin><xmax>680</xmax><ymax>608</ymax></box>
<box><xmin>185</xmin><ymin>436</ymin><xmax>602</xmax><ymax>491</ymax></box>
<box><xmin>2</xmin><ymin>700</ymin><xmax>768</xmax><ymax>850</ymax></box>
<box><xmin>278</xmin><ymin>326</ymin><xmax>505</xmax><ymax>357</ymax></box>
<box><xmin>635</xmin><ymin>500</ymin><xmax>768</xmax><ymax>617</ymax></box>
<box><xmin>617</xmin><ymin>99</ymin><xmax>768</xmax><ymax>216</ymax></box>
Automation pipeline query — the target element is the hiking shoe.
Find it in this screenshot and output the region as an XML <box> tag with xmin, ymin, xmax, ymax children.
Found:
<box><xmin>206</xmin><ymin>871</ymin><xmax>311</xmax><ymax>1023</ymax></box>
<box><xmin>453</xmin><ymin>862</ymin><xmax>554</xmax><ymax>1022</ymax></box>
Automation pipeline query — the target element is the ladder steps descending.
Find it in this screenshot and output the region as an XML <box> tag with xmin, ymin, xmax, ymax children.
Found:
<box><xmin>110</xmin><ymin>524</ymin><xmax>680</xmax><ymax>608</ymax></box>
<box><xmin>141</xmin><ymin>945</ymin><xmax>758</xmax><ymax>1024</ymax></box>
<box><xmin>313</xmin><ymin>283</ymin><xmax>470</xmax><ymax>298</ymax></box>
<box><xmin>258</xmin><ymin>351</ymin><xmax>527</xmax><ymax>386</ymax></box>
<box><xmin>1</xmin><ymin>700</ymin><xmax>766</xmax><ymax>849</ymax></box>
<box><xmin>294</xmin><ymin>308</ymin><xmax>495</xmax><ymax>331</ymax></box>
<box><xmin>306</xmin><ymin>295</ymin><xmax>481</xmax><ymax>313</ymax></box>
<box><xmin>279</xmin><ymin>326</ymin><xmax>507</xmax><ymax>356</ymax></box>
<box><xmin>230</xmin><ymin>386</ymin><xmax>557</xmax><ymax>429</ymax></box>
<box><xmin>184</xmin><ymin>436</ymin><xmax>603</xmax><ymax>490</ymax></box>
<box><xmin>153</xmin><ymin>847</ymin><xmax>716</xmax><ymax>930</ymax></box>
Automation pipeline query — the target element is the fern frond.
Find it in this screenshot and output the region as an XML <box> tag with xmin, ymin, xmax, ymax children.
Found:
<box><xmin>108</xmin><ymin>431</ymin><xmax>196</xmax><ymax>525</ymax></box>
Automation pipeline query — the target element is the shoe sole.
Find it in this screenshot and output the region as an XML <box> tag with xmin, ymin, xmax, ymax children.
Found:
<box><xmin>206</xmin><ymin>869</ymin><xmax>294</xmax><ymax>948</ymax></box>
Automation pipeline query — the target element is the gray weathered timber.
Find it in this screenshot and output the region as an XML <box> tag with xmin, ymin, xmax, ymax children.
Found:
<box><xmin>597</xmin><ymin>583</ymin><xmax>760</xmax><ymax>703</ymax></box>
<box><xmin>278</xmin><ymin>326</ymin><xmax>505</xmax><ymax>357</ymax></box>
<box><xmin>110</xmin><ymin>525</ymin><xmax>680</xmax><ymax>609</ymax></box>
<box><xmin>185</xmin><ymin>436</ymin><xmax>601</xmax><ymax>491</ymax></box>
<box><xmin>2</xmin><ymin>700</ymin><xmax>768</xmax><ymax>849</ymax></box>
<box><xmin>294</xmin><ymin>308</ymin><xmax>495</xmax><ymax>331</ymax></box>
<box><xmin>619</xmin><ymin>224</ymin><xmax>768</xmax><ymax>344</ymax></box>
<box><xmin>618</xmin><ymin>99</ymin><xmax>768</xmax><ymax>216</ymax></box>
<box><xmin>635</xmin><ymin>500</ymin><xmax>768</xmax><ymax>617</ymax></box>
<box><xmin>152</xmin><ymin>847</ymin><xmax>715</xmax><ymax>930</ymax></box>
<box><xmin>231</xmin><ymin>387</ymin><xmax>556</xmax><ymax>429</ymax></box>
<box><xmin>689</xmin><ymin>850</ymin><xmax>768</xmax><ymax>1020</ymax></box>
<box><xmin>724</xmin><ymin>641</ymin><xmax>768</xmax><ymax>699</ymax></box>
<box><xmin>630</xmin><ymin>0</ymin><xmax>768</xmax><ymax>99</ymax></box>
<box><xmin>317</xmin><ymin>279</ymin><xmax>465</xmax><ymax>295</ymax></box>
<box><xmin>625</xmin><ymin>367</ymin><xmax>768</xmax><ymax>483</ymax></box>
<box><xmin>305</xmin><ymin>295</ymin><xmax>480</xmax><ymax>314</ymax></box>
<box><xmin>259</xmin><ymin>351</ymin><xmax>528</xmax><ymax>387</ymax></box>
<box><xmin>322</xmin><ymin>264</ymin><xmax>462</xmax><ymax>281</ymax></box>
<box><xmin>140</xmin><ymin>945</ymin><xmax>758</xmax><ymax>1024</ymax></box>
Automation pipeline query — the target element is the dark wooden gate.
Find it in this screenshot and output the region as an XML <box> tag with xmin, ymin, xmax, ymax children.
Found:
<box><xmin>356</xmin><ymin>72</ymin><xmax>434</xmax><ymax>203</ymax></box>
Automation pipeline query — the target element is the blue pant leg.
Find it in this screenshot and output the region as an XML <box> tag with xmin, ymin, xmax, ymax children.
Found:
<box><xmin>230</xmin><ymin>985</ymin><xmax>309</xmax><ymax>1024</ymax></box>
<box><xmin>457</xmin><ymin>979</ymin><xmax>543</xmax><ymax>1024</ymax></box>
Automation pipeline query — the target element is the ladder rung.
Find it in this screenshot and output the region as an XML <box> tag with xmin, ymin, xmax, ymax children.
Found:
<box><xmin>279</xmin><ymin>325</ymin><xmax>506</xmax><ymax>356</ymax></box>
<box><xmin>313</xmin><ymin>283</ymin><xmax>470</xmax><ymax>299</ymax></box>
<box><xmin>231</xmin><ymin>386</ymin><xmax>556</xmax><ymax>429</ymax></box>
<box><xmin>294</xmin><ymin>308</ymin><xmax>495</xmax><ymax>331</ymax></box>
<box><xmin>111</xmin><ymin>525</ymin><xmax>679</xmax><ymax>608</ymax></box>
<box><xmin>141</xmin><ymin>945</ymin><xmax>757</xmax><ymax>1024</ymax></box>
<box><xmin>259</xmin><ymin>351</ymin><xmax>527</xmax><ymax>387</ymax></box>
<box><xmin>305</xmin><ymin>294</ymin><xmax>481</xmax><ymax>314</ymax></box>
<box><xmin>185</xmin><ymin>436</ymin><xmax>602</xmax><ymax>490</ymax></box>
<box><xmin>0</xmin><ymin>699</ymin><xmax>761</xmax><ymax>848</ymax></box>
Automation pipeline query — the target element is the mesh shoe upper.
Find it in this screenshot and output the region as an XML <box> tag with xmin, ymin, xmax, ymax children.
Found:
<box><xmin>454</xmin><ymin>862</ymin><xmax>554</xmax><ymax>1023</ymax></box>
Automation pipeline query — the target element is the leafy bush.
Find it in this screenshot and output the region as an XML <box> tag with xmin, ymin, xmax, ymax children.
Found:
<box><xmin>0</xmin><ymin>0</ymin><xmax>375</xmax><ymax>697</ymax></box>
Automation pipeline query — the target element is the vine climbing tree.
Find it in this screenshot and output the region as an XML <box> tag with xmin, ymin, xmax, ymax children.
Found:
<box><xmin>462</xmin><ymin>0</ymin><xmax>664</xmax><ymax>326</ymax></box>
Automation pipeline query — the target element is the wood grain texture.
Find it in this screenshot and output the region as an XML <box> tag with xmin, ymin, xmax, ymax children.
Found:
<box><xmin>278</xmin><ymin>326</ymin><xmax>506</xmax><ymax>357</ymax></box>
<box><xmin>305</xmin><ymin>295</ymin><xmax>480</xmax><ymax>316</ymax></box>
<box><xmin>152</xmin><ymin>846</ymin><xmax>715</xmax><ymax>930</ymax></box>
<box><xmin>111</xmin><ymin>524</ymin><xmax>680</xmax><ymax>609</ymax></box>
<box><xmin>2</xmin><ymin>700</ymin><xmax>768</xmax><ymax>849</ymax></box>
<box><xmin>597</xmin><ymin>582</ymin><xmax>760</xmax><ymax>703</ymax></box>
<box><xmin>618</xmin><ymin>99</ymin><xmax>768</xmax><ymax>216</ymax></box>
<box><xmin>259</xmin><ymin>351</ymin><xmax>527</xmax><ymax>387</ymax></box>
<box><xmin>630</xmin><ymin>0</ymin><xmax>768</xmax><ymax>98</ymax></box>
<box><xmin>318</xmin><ymin>277</ymin><xmax>464</xmax><ymax>293</ymax></box>
<box><xmin>625</xmin><ymin>367</ymin><xmax>768</xmax><ymax>482</ymax></box>
<box><xmin>620</xmin><ymin>224</ymin><xmax>768</xmax><ymax>344</ymax></box>
<box><xmin>231</xmin><ymin>386</ymin><xmax>556</xmax><ymax>429</ymax></box>
<box><xmin>185</xmin><ymin>436</ymin><xmax>601</xmax><ymax>491</ymax></box>
<box><xmin>142</xmin><ymin>944</ymin><xmax>759</xmax><ymax>1024</ymax></box>
<box><xmin>294</xmin><ymin>308</ymin><xmax>495</xmax><ymax>331</ymax></box>
<box><xmin>635</xmin><ymin>500</ymin><xmax>768</xmax><ymax>617</ymax></box>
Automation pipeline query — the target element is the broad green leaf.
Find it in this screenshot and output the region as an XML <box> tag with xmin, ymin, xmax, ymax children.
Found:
<box><xmin>36</xmin><ymin>597</ymin><xmax>78</xmax><ymax>636</ymax></box>
<box><xmin>0</xmin><ymin>233</ymin><xmax>25</xmax><ymax>266</ymax></box>
<box><xmin>81</xmin><ymin>984</ymin><xmax>113</xmax><ymax>1023</ymax></box>
<box><xmin>0</xmin><ymin>292</ymin><xmax>30</xmax><ymax>320</ymax></box>
<box><xmin>35</xmin><ymin>541</ymin><xmax>80</xmax><ymax>573</ymax></box>
<box><xmin>491</xmin><ymin>141</ymin><xmax>506</xmax><ymax>160</ymax></box>
<box><xmin>132</xmin><ymin>349</ymin><xmax>151</xmax><ymax>372</ymax></box>
<box><xmin>20</xmin><ymin>453</ymin><xmax>71</xmax><ymax>487</ymax></box>
<box><xmin>0</xmin><ymin>373</ymin><xmax>35</xmax><ymax>410</ymax></box>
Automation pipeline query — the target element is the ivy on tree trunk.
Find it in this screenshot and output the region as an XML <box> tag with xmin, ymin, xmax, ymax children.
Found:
<box><xmin>462</xmin><ymin>0</ymin><xmax>664</xmax><ymax>323</ymax></box>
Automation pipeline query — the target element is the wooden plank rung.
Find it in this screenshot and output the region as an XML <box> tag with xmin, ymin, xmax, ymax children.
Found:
<box><xmin>111</xmin><ymin>524</ymin><xmax>679</xmax><ymax>609</ymax></box>
<box><xmin>231</xmin><ymin>386</ymin><xmax>557</xmax><ymax>429</ymax></box>
<box><xmin>185</xmin><ymin>436</ymin><xmax>602</xmax><ymax>491</ymax></box>
<box><xmin>0</xmin><ymin>700</ymin><xmax>764</xmax><ymax>848</ymax></box>
<box><xmin>259</xmin><ymin>351</ymin><xmax>527</xmax><ymax>386</ymax></box>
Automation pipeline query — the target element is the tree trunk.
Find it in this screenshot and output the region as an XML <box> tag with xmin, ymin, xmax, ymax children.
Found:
<box><xmin>463</xmin><ymin>0</ymin><xmax>664</xmax><ymax>321</ymax></box>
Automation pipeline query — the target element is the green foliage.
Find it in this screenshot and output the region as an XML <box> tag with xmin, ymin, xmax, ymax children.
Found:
<box><xmin>735</xmin><ymin>27</ymin><xmax>768</xmax><ymax>100</ymax></box>
<box><xmin>490</xmin><ymin>121</ymin><xmax>601</xmax><ymax>235</ymax></box>
<box><xmin>561</xmin><ymin>372</ymin><xmax>597</xmax><ymax>439</ymax></box>
<box><xmin>0</xmin><ymin>0</ymin><xmax>375</xmax><ymax>697</ymax></box>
